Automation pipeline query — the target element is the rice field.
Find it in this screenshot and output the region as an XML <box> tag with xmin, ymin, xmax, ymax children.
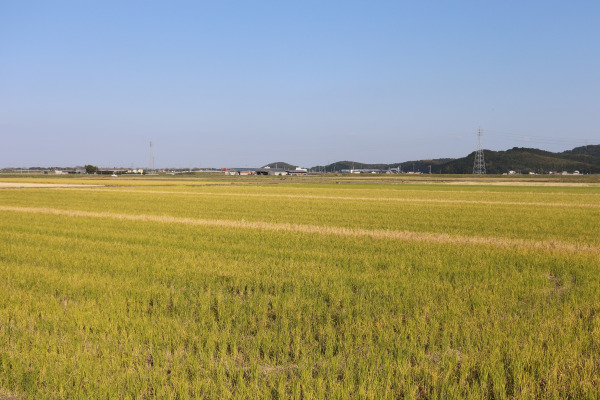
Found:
<box><xmin>0</xmin><ymin>175</ymin><xmax>599</xmax><ymax>399</ymax></box>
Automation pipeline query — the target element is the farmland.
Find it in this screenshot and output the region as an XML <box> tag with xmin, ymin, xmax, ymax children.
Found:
<box><xmin>0</xmin><ymin>175</ymin><xmax>599</xmax><ymax>399</ymax></box>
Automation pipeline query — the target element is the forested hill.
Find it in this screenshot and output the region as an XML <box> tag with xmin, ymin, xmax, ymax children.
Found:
<box><xmin>262</xmin><ymin>162</ymin><xmax>298</xmax><ymax>169</ymax></box>
<box><xmin>437</xmin><ymin>145</ymin><xmax>600</xmax><ymax>174</ymax></box>
<box><xmin>562</xmin><ymin>144</ymin><xmax>600</xmax><ymax>157</ymax></box>
<box><xmin>310</xmin><ymin>159</ymin><xmax>453</xmax><ymax>173</ymax></box>
<box><xmin>306</xmin><ymin>145</ymin><xmax>600</xmax><ymax>174</ymax></box>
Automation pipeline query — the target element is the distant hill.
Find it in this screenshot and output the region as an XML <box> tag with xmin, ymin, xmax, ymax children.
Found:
<box><xmin>438</xmin><ymin>146</ymin><xmax>600</xmax><ymax>174</ymax></box>
<box><xmin>562</xmin><ymin>144</ymin><xmax>600</xmax><ymax>157</ymax></box>
<box><xmin>263</xmin><ymin>162</ymin><xmax>297</xmax><ymax>169</ymax></box>
<box><xmin>311</xmin><ymin>159</ymin><xmax>454</xmax><ymax>173</ymax></box>
<box><xmin>312</xmin><ymin>161</ymin><xmax>389</xmax><ymax>172</ymax></box>
<box><xmin>299</xmin><ymin>144</ymin><xmax>600</xmax><ymax>174</ymax></box>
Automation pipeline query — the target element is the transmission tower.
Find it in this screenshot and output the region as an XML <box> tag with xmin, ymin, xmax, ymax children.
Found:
<box><xmin>473</xmin><ymin>128</ymin><xmax>486</xmax><ymax>174</ymax></box>
<box><xmin>149</xmin><ymin>141</ymin><xmax>155</xmax><ymax>171</ymax></box>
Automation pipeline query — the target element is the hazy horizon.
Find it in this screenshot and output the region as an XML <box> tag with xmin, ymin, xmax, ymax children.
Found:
<box><xmin>2</xmin><ymin>1</ymin><xmax>599</xmax><ymax>168</ymax></box>
<box><xmin>1</xmin><ymin>141</ymin><xmax>597</xmax><ymax>170</ymax></box>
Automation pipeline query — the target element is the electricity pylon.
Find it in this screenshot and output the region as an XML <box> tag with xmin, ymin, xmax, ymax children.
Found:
<box><xmin>473</xmin><ymin>128</ymin><xmax>486</xmax><ymax>174</ymax></box>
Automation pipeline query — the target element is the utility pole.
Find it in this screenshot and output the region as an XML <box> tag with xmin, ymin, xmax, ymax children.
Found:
<box><xmin>473</xmin><ymin>128</ymin><xmax>486</xmax><ymax>174</ymax></box>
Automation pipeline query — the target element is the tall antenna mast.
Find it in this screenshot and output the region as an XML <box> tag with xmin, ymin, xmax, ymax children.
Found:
<box><xmin>149</xmin><ymin>141</ymin><xmax>155</xmax><ymax>171</ymax></box>
<box><xmin>473</xmin><ymin>128</ymin><xmax>486</xmax><ymax>174</ymax></box>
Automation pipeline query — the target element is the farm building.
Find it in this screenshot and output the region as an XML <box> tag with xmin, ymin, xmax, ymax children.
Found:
<box><xmin>97</xmin><ymin>169</ymin><xmax>128</xmax><ymax>175</ymax></box>
<box><xmin>226</xmin><ymin>168</ymin><xmax>291</xmax><ymax>176</ymax></box>
<box><xmin>224</xmin><ymin>167</ymin><xmax>308</xmax><ymax>176</ymax></box>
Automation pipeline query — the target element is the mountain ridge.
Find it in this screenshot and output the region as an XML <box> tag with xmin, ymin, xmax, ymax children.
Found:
<box><xmin>267</xmin><ymin>144</ymin><xmax>600</xmax><ymax>174</ymax></box>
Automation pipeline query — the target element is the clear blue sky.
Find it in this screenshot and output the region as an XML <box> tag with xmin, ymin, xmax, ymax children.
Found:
<box><xmin>1</xmin><ymin>1</ymin><xmax>599</xmax><ymax>168</ymax></box>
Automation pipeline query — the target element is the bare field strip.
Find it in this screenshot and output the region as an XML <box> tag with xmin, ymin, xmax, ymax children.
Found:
<box><xmin>59</xmin><ymin>187</ymin><xmax>600</xmax><ymax>208</ymax></box>
<box><xmin>443</xmin><ymin>180</ymin><xmax>600</xmax><ymax>187</ymax></box>
<box><xmin>0</xmin><ymin>182</ymin><xmax>104</xmax><ymax>189</ymax></box>
<box><xmin>0</xmin><ymin>177</ymin><xmax>231</xmax><ymax>187</ymax></box>
<box><xmin>1</xmin><ymin>205</ymin><xmax>598</xmax><ymax>254</ymax></box>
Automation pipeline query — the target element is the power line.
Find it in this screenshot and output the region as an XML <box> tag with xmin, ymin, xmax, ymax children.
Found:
<box><xmin>483</xmin><ymin>129</ymin><xmax>590</xmax><ymax>146</ymax></box>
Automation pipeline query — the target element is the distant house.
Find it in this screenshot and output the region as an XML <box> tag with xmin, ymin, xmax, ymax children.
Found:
<box><xmin>54</xmin><ymin>168</ymin><xmax>80</xmax><ymax>174</ymax></box>
<box><xmin>225</xmin><ymin>167</ymin><xmax>304</xmax><ymax>176</ymax></box>
<box><xmin>347</xmin><ymin>168</ymin><xmax>384</xmax><ymax>174</ymax></box>
<box><xmin>97</xmin><ymin>169</ymin><xmax>128</xmax><ymax>175</ymax></box>
<box><xmin>287</xmin><ymin>168</ymin><xmax>307</xmax><ymax>176</ymax></box>
<box><xmin>255</xmin><ymin>168</ymin><xmax>287</xmax><ymax>176</ymax></box>
<box><xmin>225</xmin><ymin>168</ymin><xmax>257</xmax><ymax>175</ymax></box>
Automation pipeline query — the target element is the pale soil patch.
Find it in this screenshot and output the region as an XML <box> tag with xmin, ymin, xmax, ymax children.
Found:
<box><xmin>0</xmin><ymin>390</ymin><xmax>26</xmax><ymax>400</ymax></box>
<box><xmin>0</xmin><ymin>182</ymin><xmax>103</xmax><ymax>189</ymax></box>
<box><xmin>445</xmin><ymin>180</ymin><xmax>599</xmax><ymax>187</ymax></box>
<box><xmin>60</xmin><ymin>188</ymin><xmax>600</xmax><ymax>208</ymax></box>
<box><xmin>1</xmin><ymin>205</ymin><xmax>598</xmax><ymax>254</ymax></box>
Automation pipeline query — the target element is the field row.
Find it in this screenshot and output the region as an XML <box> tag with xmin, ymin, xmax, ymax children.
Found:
<box><xmin>60</xmin><ymin>187</ymin><xmax>600</xmax><ymax>207</ymax></box>
<box><xmin>1</xmin><ymin>186</ymin><xmax>599</xmax><ymax>246</ymax></box>
<box><xmin>1</xmin><ymin>205</ymin><xmax>598</xmax><ymax>256</ymax></box>
<box><xmin>1</xmin><ymin>210</ymin><xmax>599</xmax><ymax>398</ymax></box>
<box><xmin>1</xmin><ymin>179</ymin><xmax>599</xmax><ymax>398</ymax></box>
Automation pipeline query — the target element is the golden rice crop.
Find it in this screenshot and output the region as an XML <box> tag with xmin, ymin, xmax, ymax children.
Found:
<box><xmin>0</xmin><ymin>175</ymin><xmax>599</xmax><ymax>399</ymax></box>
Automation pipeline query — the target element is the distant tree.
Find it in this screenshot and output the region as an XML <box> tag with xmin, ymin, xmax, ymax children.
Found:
<box><xmin>85</xmin><ymin>165</ymin><xmax>98</xmax><ymax>174</ymax></box>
